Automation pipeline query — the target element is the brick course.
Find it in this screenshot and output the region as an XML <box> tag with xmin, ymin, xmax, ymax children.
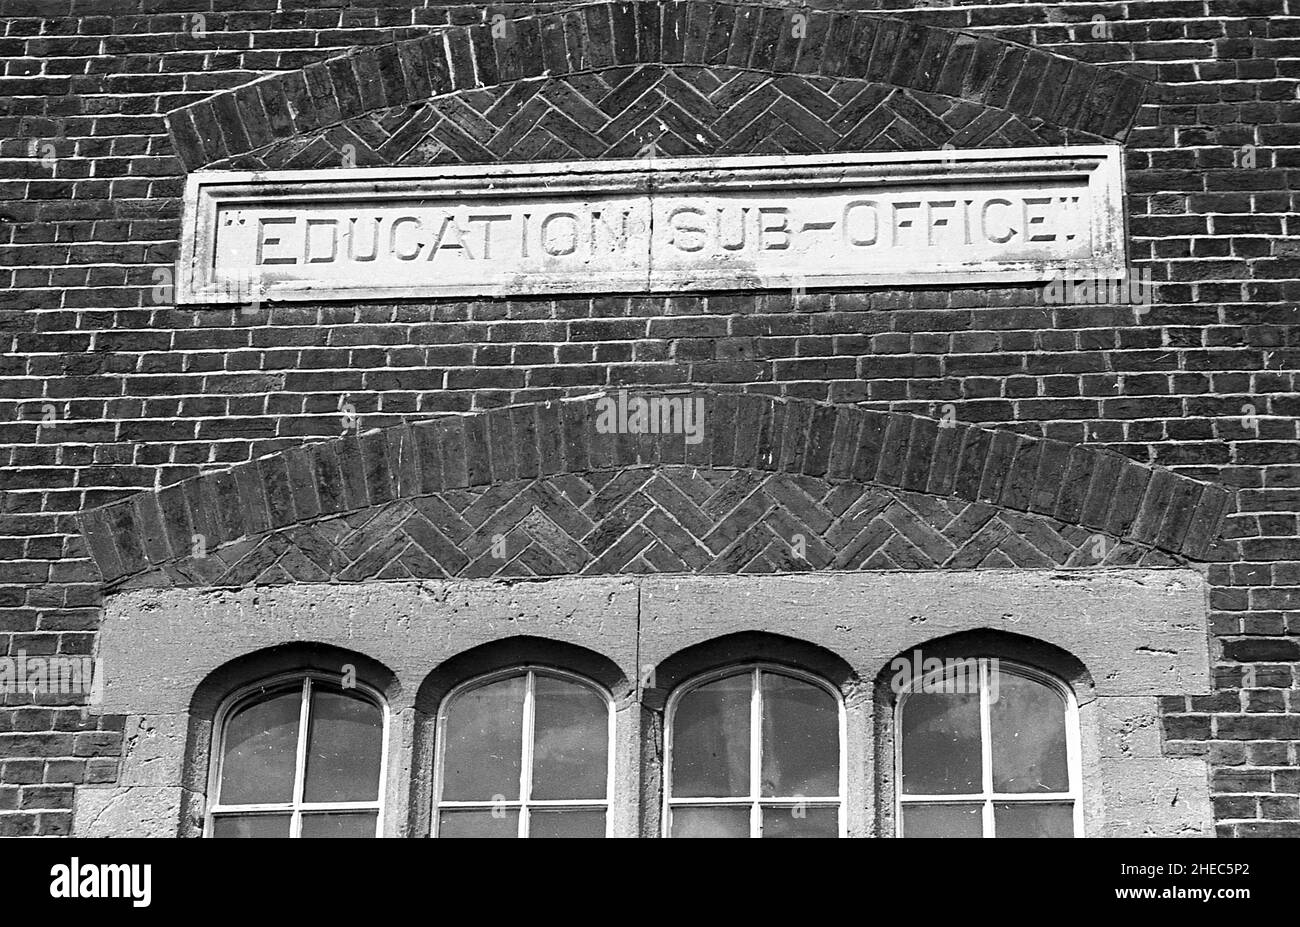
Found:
<box><xmin>73</xmin><ymin>392</ymin><xmax>1229</xmax><ymax>588</ymax></box>
<box><xmin>1</xmin><ymin>0</ymin><xmax>1298</xmax><ymax>837</ymax></box>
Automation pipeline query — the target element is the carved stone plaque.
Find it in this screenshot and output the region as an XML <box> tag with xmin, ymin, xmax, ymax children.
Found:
<box><xmin>176</xmin><ymin>147</ymin><xmax>1126</xmax><ymax>303</ymax></box>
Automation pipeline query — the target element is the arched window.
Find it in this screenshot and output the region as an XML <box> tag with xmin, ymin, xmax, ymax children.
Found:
<box><xmin>207</xmin><ymin>673</ymin><xmax>387</xmax><ymax>838</ymax></box>
<box><xmin>433</xmin><ymin>667</ymin><xmax>613</xmax><ymax>838</ymax></box>
<box><xmin>664</xmin><ymin>664</ymin><xmax>844</xmax><ymax>838</ymax></box>
<box><xmin>895</xmin><ymin>658</ymin><xmax>1081</xmax><ymax>838</ymax></box>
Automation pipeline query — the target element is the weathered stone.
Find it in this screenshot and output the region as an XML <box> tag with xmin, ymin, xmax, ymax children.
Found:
<box><xmin>72</xmin><ymin>786</ymin><xmax>189</xmax><ymax>838</ymax></box>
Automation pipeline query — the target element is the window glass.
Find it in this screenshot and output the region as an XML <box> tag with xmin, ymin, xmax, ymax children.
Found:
<box><xmin>439</xmin><ymin>675</ymin><xmax>525</xmax><ymax>802</ymax></box>
<box><xmin>304</xmin><ymin>688</ymin><xmax>384</xmax><ymax>803</ymax></box>
<box><xmin>670</xmin><ymin>805</ymin><xmax>750</xmax><ymax>839</ymax></box>
<box><xmin>899</xmin><ymin>690</ymin><xmax>981</xmax><ymax>795</ymax></box>
<box><xmin>901</xmin><ymin>803</ymin><xmax>983</xmax><ymax>838</ymax></box>
<box><xmin>210</xmin><ymin>814</ymin><xmax>291</xmax><ymax>839</ymax></box>
<box><xmin>897</xmin><ymin>659</ymin><xmax>1078</xmax><ymax>838</ymax></box>
<box><xmin>299</xmin><ymin>811</ymin><xmax>380</xmax><ymax>839</ymax></box>
<box><xmin>670</xmin><ymin>674</ymin><xmax>750</xmax><ymax>798</ymax></box>
<box><xmin>993</xmin><ymin>802</ymin><xmax>1075</xmax><ymax>838</ymax></box>
<box><xmin>666</xmin><ymin>666</ymin><xmax>842</xmax><ymax>838</ymax></box>
<box><xmin>437</xmin><ymin>808</ymin><xmax>519</xmax><ymax>839</ymax></box>
<box><xmin>528</xmin><ymin>809</ymin><xmax>607</xmax><ymax>839</ymax></box>
<box><xmin>219</xmin><ymin>689</ymin><xmax>300</xmax><ymax>806</ymax></box>
<box><xmin>990</xmin><ymin>672</ymin><xmax>1069</xmax><ymax>793</ymax></box>
<box><xmin>531</xmin><ymin>674</ymin><xmax>608</xmax><ymax>801</ymax></box>
<box><xmin>761</xmin><ymin>805</ymin><xmax>840</xmax><ymax>838</ymax></box>
<box><xmin>761</xmin><ymin>672</ymin><xmax>839</xmax><ymax>797</ymax></box>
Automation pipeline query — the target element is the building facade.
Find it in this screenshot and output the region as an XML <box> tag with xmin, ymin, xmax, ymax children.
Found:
<box><xmin>1</xmin><ymin>0</ymin><xmax>1297</xmax><ymax>837</ymax></box>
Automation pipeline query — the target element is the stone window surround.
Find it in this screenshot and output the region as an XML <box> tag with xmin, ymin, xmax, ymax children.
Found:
<box><xmin>74</xmin><ymin>568</ymin><xmax>1212</xmax><ymax>838</ymax></box>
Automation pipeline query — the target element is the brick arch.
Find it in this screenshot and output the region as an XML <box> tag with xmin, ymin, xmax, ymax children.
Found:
<box><xmin>77</xmin><ymin>392</ymin><xmax>1230</xmax><ymax>590</ymax></box>
<box><xmin>164</xmin><ymin>1</ymin><xmax>1147</xmax><ymax>171</ymax></box>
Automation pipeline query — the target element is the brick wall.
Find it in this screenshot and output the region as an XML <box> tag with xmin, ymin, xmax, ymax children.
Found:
<box><xmin>1</xmin><ymin>0</ymin><xmax>1297</xmax><ymax>836</ymax></box>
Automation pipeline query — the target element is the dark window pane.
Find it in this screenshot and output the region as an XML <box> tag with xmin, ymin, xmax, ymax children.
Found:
<box><xmin>219</xmin><ymin>688</ymin><xmax>301</xmax><ymax>805</ymax></box>
<box><xmin>211</xmin><ymin>814</ymin><xmax>291</xmax><ymax>838</ymax></box>
<box><xmin>300</xmin><ymin>811</ymin><xmax>378</xmax><ymax>838</ymax></box>
<box><xmin>529</xmin><ymin>809</ymin><xmax>605</xmax><ymax>838</ymax></box>
<box><xmin>671</xmin><ymin>674</ymin><xmax>751</xmax><ymax>798</ymax></box>
<box><xmin>900</xmin><ymin>689</ymin><xmax>982</xmax><ymax>795</ymax></box>
<box><xmin>760</xmin><ymin>673</ymin><xmax>838</xmax><ymax>797</ymax></box>
<box><xmin>438</xmin><ymin>808</ymin><xmax>519</xmax><ymax>838</ymax></box>
<box><xmin>441</xmin><ymin>675</ymin><xmax>525</xmax><ymax>801</ymax></box>
<box><xmin>669</xmin><ymin>805</ymin><xmax>751</xmax><ymax>838</ymax></box>
<box><xmin>531</xmin><ymin>675</ymin><xmax>608</xmax><ymax>801</ymax></box>
<box><xmin>990</xmin><ymin>671</ymin><xmax>1069</xmax><ymax>793</ymax></box>
<box><xmin>761</xmin><ymin>805</ymin><xmax>839</xmax><ymax>838</ymax></box>
<box><xmin>901</xmin><ymin>802</ymin><xmax>983</xmax><ymax>838</ymax></box>
<box><xmin>303</xmin><ymin>688</ymin><xmax>384</xmax><ymax>803</ymax></box>
<box><xmin>994</xmin><ymin>802</ymin><xmax>1075</xmax><ymax>838</ymax></box>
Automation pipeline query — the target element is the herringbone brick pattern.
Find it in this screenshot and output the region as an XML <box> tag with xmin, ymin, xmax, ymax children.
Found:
<box><xmin>121</xmin><ymin>467</ymin><xmax>1177</xmax><ymax>589</ymax></box>
<box><xmin>166</xmin><ymin>2</ymin><xmax>1149</xmax><ymax>171</ymax></box>
<box><xmin>78</xmin><ymin>393</ymin><xmax>1232</xmax><ymax>588</ymax></box>
<box><xmin>226</xmin><ymin>66</ymin><xmax>1063</xmax><ymax>170</ymax></box>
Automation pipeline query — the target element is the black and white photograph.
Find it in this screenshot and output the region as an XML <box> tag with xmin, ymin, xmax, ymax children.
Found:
<box><xmin>0</xmin><ymin>0</ymin><xmax>1292</xmax><ymax>909</ymax></box>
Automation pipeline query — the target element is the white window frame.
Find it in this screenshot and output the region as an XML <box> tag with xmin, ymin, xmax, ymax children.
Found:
<box><xmin>431</xmin><ymin>666</ymin><xmax>616</xmax><ymax>838</ymax></box>
<box><xmin>662</xmin><ymin>663</ymin><xmax>847</xmax><ymax>838</ymax></box>
<box><xmin>894</xmin><ymin>658</ymin><xmax>1083</xmax><ymax>838</ymax></box>
<box><xmin>205</xmin><ymin>671</ymin><xmax>389</xmax><ymax>838</ymax></box>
